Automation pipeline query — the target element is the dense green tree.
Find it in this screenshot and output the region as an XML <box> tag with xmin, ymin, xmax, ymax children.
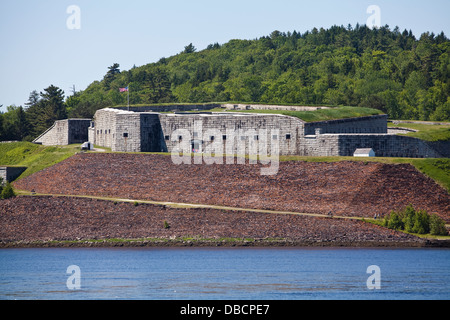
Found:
<box><xmin>183</xmin><ymin>43</ymin><xmax>196</xmax><ymax>54</ymax></box>
<box><xmin>2</xmin><ymin>25</ymin><xmax>449</xmax><ymax>142</ymax></box>
<box><xmin>103</xmin><ymin>63</ymin><xmax>120</xmax><ymax>89</ymax></box>
<box><xmin>24</xmin><ymin>90</ymin><xmax>40</xmax><ymax>109</ymax></box>
<box><xmin>40</xmin><ymin>85</ymin><xmax>66</xmax><ymax>120</ymax></box>
<box><xmin>383</xmin><ymin>205</ymin><xmax>446</xmax><ymax>235</ymax></box>
<box><xmin>15</xmin><ymin>106</ymin><xmax>30</xmax><ymax>140</ymax></box>
<box><xmin>430</xmin><ymin>214</ymin><xmax>448</xmax><ymax>235</ymax></box>
<box><xmin>40</xmin><ymin>27</ymin><xmax>450</xmax><ymax>121</ymax></box>
<box><xmin>0</xmin><ymin>112</ymin><xmax>4</xmax><ymax>141</ymax></box>
<box><xmin>25</xmin><ymin>85</ymin><xmax>66</xmax><ymax>138</ymax></box>
<box><xmin>1</xmin><ymin>105</ymin><xmax>30</xmax><ymax>141</ymax></box>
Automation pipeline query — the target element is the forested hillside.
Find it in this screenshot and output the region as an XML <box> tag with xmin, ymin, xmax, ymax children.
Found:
<box><xmin>1</xmin><ymin>24</ymin><xmax>449</xmax><ymax>141</ymax></box>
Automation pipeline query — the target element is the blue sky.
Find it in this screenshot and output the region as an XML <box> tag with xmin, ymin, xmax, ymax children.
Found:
<box><xmin>0</xmin><ymin>0</ymin><xmax>449</xmax><ymax>112</ymax></box>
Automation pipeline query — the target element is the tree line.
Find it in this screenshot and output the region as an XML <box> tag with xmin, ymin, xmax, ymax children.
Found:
<box><xmin>1</xmin><ymin>24</ymin><xmax>449</xmax><ymax>142</ymax></box>
<box><xmin>0</xmin><ymin>85</ymin><xmax>66</xmax><ymax>142</ymax></box>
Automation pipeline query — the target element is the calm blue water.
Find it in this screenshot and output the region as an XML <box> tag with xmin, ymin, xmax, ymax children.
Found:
<box><xmin>0</xmin><ymin>247</ymin><xmax>449</xmax><ymax>300</ymax></box>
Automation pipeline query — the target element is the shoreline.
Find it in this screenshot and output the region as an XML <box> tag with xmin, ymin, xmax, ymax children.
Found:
<box><xmin>1</xmin><ymin>237</ymin><xmax>449</xmax><ymax>249</ymax></box>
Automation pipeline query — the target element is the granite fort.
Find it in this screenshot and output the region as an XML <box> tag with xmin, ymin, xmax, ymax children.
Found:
<box><xmin>33</xmin><ymin>104</ymin><xmax>446</xmax><ymax>158</ymax></box>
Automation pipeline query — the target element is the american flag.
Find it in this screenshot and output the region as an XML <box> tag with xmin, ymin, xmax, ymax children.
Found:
<box><xmin>119</xmin><ymin>87</ymin><xmax>128</xmax><ymax>92</ymax></box>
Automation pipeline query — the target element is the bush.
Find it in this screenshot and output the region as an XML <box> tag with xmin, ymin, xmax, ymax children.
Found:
<box><xmin>412</xmin><ymin>209</ymin><xmax>430</xmax><ymax>234</ymax></box>
<box><xmin>0</xmin><ymin>182</ymin><xmax>16</xmax><ymax>199</ymax></box>
<box><xmin>430</xmin><ymin>214</ymin><xmax>448</xmax><ymax>236</ymax></box>
<box><xmin>402</xmin><ymin>204</ymin><xmax>416</xmax><ymax>233</ymax></box>
<box><xmin>386</xmin><ymin>211</ymin><xmax>404</xmax><ymax>230</ymax></box>
<box><xmin>383</xmin><ymin>205</ymin><xmax>447</xmax><ymax>235</ymax></box>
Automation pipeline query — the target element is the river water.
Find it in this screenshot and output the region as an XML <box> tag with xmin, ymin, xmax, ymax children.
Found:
<box><xmin>0</xmin><ymin>247</ymin><xmax>449</xmax><ymax>300</ymax></box>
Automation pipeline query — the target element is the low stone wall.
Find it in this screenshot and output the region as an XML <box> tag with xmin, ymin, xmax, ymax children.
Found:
<box><xmin>114</xmin><ymin>103</ymin><xmax>329</xmax><ymax>113</ymax></box>
<box><xmin>336</xmin><ymin>134</ymin><xmax>443</xmax><ymax>158</ymax></box>
<box><xmin>223</xmin><ymin>103</ymin><xmax>329</xmax><ymax>111</ymax></box>
<box><xmin>114</xmin><ymin>104</ymin><xmax>222</xmax><ymax>113</ymax></box>
<box><xmin>304</xmin><ymin>115</ymin><xmax>388</xmax><ymax>135</ymax></box>
<box><xmin>301</xmin><ymin>133</ymin><xmax>443</xmax><ymax>158</ymax></box>
<box><xmin>0</xmin><ymin>166</ymin><xmax>27</xmax><ymax>184</ymax></box>
<box><xmin>33</xmin><ymin>119</ymin><xmax>91</xmax><ymax>146</ymax></box>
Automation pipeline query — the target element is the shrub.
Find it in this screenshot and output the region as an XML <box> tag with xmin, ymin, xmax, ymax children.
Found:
<box><xmin>430</xmin><ymin>214</ymin><xmax>448</xmax><ymax>236</ymax></box>
<box><xmin>402</xmin><ymin>204</ymin><xmax>416</xmax><ymax>233</ymax></box>
<box><xmin>387</xmin><ymin>211</ymin><xmax>404</xmax><ymax>230</ymax></box>
<box><xmin>383</xmin><ymin>205</ymin><xmax>446</xmax><ymax>235</ymax></box>
<box><xmin>0</xmin><ymin>182</ymin><xmax>16</xmax><ymax>199</ymax></box>
<box><xmin>163</xmin><ymin>220</ymin><xmax>170</xmax><ymax>229</ymax></box>
<box><xmin>412</xmin><ymin>209</ymin><xmax>430</xmax><ymax>234</ymax></box>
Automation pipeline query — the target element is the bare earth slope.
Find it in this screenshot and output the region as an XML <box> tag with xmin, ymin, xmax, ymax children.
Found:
<box><xmin>13</xmin><ymin>153</ymin><xmax>450</xmax><ymax>222</ymax></box>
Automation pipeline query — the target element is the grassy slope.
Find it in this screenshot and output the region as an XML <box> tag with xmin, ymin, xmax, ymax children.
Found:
<box><xmin>114</xmin><ymin>103</ymin><xmax>384</xmax><ymax>122</ymax></box>
<box><xmin>388</xmin><ymin>122</ymin><xmax>450</xmax><ymax>142</ymax></box>
<box><xmin>0</xmin><ymin>142</ymin><xmax>80</xmax><ymax>180</ymax></box>
<box><xmin>222</xmin><ymin>106</ymin><xmax>384</xmax><ymax>122</ymax></box>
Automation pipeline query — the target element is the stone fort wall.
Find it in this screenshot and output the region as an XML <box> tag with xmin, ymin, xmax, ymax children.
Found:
<box><xmin>158</xmin><ymin>113</ymin><xmax>304</xmax><ymax>156</ymax></box>
<box><xmin>34</xmin><ymin>119</ymin><xmax>91</xmax><ymax>146</ymax></box>
<box><xmin>35</xmin><ymin>107</ymin><xmax>446</xmax><ymax>158</ymax></box>
<box><xmin>300</xmin><ymin>133</ymin><xmax>443</xmax><ymax>158</ymax></box>
<box><xmin>304</xmin><ymin>115</ymin><xmax>388</xmax><ymax>135</ymax></box>
<box><xmin>0</xmin><ymin>166</ymin><xmax>27</xmax><ymax>184</ymax></box>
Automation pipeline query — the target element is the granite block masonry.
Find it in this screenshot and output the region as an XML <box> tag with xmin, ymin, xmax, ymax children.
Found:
<box><xmin>34</xmin><ymin>104</ymin><xmax>447</xmax><ymax>158</ymax></box>
<box><xmin>33</xmin><ymin>119</ymin><xmax>91</xmax><ymax>146</ymax></box>
<box><xmin>0</xmin><ymin>166</ymin><xmax>27</xmax><ymax>184</ymax></box>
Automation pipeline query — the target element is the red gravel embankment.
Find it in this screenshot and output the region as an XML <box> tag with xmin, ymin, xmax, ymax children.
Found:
<box><xmin>0</xmin><ymin>196</ymin><xmax>424</xmax><ymax>246</ymax></box>
<box><xmin>13</xmin><ymin>153</ymin><xmax>450</xmax><ymax>222</ymax></box>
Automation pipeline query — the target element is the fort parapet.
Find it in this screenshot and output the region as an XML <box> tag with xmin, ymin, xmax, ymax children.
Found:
<box><xmin>33</xmin><ymin>119</ymin><xmax>91</xmax><ymax>146</ymax></box>
<box><xmin>34</xmin><ymin>105</ymin><xmax>447</xmax><ymax>158</ymax></box>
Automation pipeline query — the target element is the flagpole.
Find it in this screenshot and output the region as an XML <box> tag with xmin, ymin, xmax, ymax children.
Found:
<box><xmin>127</xmin><ymin>84</ymin><xmax>130</xmax><ymax>111</ymax></box>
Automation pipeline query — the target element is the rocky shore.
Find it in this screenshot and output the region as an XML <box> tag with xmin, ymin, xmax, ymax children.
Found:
<box><xmin>0</xmin><ymin>195</ymin><xmax>442</xmax><ymax>248</ymax></box>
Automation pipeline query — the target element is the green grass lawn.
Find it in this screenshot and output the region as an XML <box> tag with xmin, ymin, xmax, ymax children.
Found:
<box><xmin>0</xmin><ymin>142</ymin><xmax>81</xmax><ymax>179</ymax></box>
<box><xmin>223</xmin><ymin>106</ymin><xmax>384</xmax><ymax>122</ymax></box>
<box><xmin>388</xmin><ymin>121</ymin><xmax>450</xmax><ymax>142</ymax></box>
<box><xmin>116</xmin><ymin>103</ymin><xmax>384</xmax><ymax>123</ymax></box>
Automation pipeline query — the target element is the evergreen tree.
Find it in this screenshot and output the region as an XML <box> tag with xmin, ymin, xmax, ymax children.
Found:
<box><xmin>0</xmin><ymin>112</ymin><xmax>4</xmax><ymax>141</ymax></box>
<box><xmin>26</xmin><ymin>85</ymin><xmax>66</xmax><ymax>138</ymax></box>
<box><xmin>104</xmin><ymin>63</ymin><xmax>121</xmax><ymax>89</ymax></box>
<box><xmin>40</xmin><ymin>85</ymin><xmax>66</xmax><ymax>119</ymax></box>
<box><xmin>24</xmin><ymin>90</ymin><xmax>40</xmax><ymax>109</ymax></box>
<box><xmin>15</xmin><ymin>106</ymin><xmax>30</xmax><ymax>140</ymax></box>
<box><xmin>183</xmin><ymin>43</ymin><xmax>196</xmax><ymax>54</ymax></box>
